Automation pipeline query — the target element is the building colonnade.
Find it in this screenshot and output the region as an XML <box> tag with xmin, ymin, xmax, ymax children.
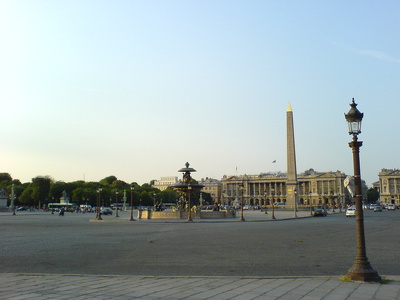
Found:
<box><xmin>221</xmin><ymin>169</ymin><xmax>351</xmax><ymax>209</ymax></box>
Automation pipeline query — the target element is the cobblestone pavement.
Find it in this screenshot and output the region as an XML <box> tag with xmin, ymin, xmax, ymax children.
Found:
<box><xmin>1</xmin><ymin>273</ymin><xmax>399</xmax><ymax>300</ymax></box>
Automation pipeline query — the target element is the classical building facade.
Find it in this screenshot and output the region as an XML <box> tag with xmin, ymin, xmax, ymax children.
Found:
<box><xmin>199</xmin><ymin>177</ymin><xmax>222</xmax><ymax>203</ymax></box>
<box><xmin>221</xmin><ymin>169</ymin><xmax>355</xmax><ymax>208</ymax></box>
<box><xmin>378</xmin><ymin>169</ymin><xmax>400</xmax><ymax>205</ymax></box>
<box><xmin>152</xmin><ymin>176</ymin><xmax>178</xmax><ymax>191</ymax></box>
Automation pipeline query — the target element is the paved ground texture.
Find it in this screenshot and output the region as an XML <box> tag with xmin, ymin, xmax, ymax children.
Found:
<box><xmin>2</xmin><ymin>210</ymin><xmax>400</xmax><ymax>299</ymax></box>
<box><xmin>1</xmin><ymin>273</ymin><xmax>399</xmax><ymax>300</ymax></box>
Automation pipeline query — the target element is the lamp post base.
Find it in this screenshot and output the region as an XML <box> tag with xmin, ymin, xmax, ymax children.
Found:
<box><xmin>347</xmin><ymin>260</ymin><xmax>381</xmax><ymax>282</ymax></box>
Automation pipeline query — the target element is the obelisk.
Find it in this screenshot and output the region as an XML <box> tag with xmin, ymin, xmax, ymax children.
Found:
<box><xmin>286</xmin><ymin>103</ymin><xmax>298</xmax><ymax>208</ymax></box>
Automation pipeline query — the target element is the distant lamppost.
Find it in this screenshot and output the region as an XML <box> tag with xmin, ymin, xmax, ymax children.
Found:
<box><xmin>293</xmin><ymin>189</ymin><xmax>298</xmax><ymax>218</ymax></box>
<box><xmin>130</xmin><ymin>185</ymin><xmax>135</xmax><ymax>221</ymax></box>
<box><xmin>271</xmin><ymin>188</ymin><xmax>276</xmax><ymax>220</ymax></box>
<box><xmin>264</xmin><ymin>192</ymin><xmax>268</xmax><ymax>214</ymax></box>
<box><xmin>138</xmin><ymin>198</ymin><xmax>142</xmax><ymax>219</ymax></box>
<box><xmin>11</xmin><ymin>184</ymin><xmax>16</xmax><ymax>215</ymax></box>
<box><xmin>97</xmin><ymin>187</ymin><xmax>102</xmax><ymax>220</ymax></box>
<box><xmin>115</xmin><ymin>190</ymin><xmax>119</xmax><ymax>217</ymax></box>
<box><xmin>187</xmin><ymin>184</ymin><xmax>193</xmax><ymax>222</ymax></box>
<box><xmin>309</xmin><ymin>191</ymin><xmax>313</xmax><ymax>216</ymax></box>
<box><xmin>345</xmin><ymin>98</ymin><xmax>380</xmax><ymax>282</ymax></box>
<box><xmin>239</xmin><ymin>182</ymin><xmax>245</xmax><ymax>221</ymax></box>
<box><xmin>153</xmin><ymin>192</ymin><xmax>156</xmax><ymax>211</ymax></box>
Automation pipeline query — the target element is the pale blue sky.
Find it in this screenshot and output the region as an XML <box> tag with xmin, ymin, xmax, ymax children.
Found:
<box><xmin>1</xmin><ymin>0</ymin><xmax>399</xmax><ymax>186</ymax></box>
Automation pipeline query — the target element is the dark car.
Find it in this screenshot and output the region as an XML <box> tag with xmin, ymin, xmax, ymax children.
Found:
<box><xmin>313</xmin><ymin>208</ymin><xmax>327</xmax><ymax>217</ymax></box>
<box><xmin>100</xmin><ymin>207</ymin><xmax>113</xmax><ymax>215</ymax></box>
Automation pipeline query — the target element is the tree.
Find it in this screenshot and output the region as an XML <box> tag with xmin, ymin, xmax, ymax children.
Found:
<box><xmin>160</xmin><ymin>188</ymin><xmax>179</xmax><ymax>203</ymax></box>
<box><xmin>0</xmin><ymin>173</ymin><xmax>12</xmax><ymax>182</ymax></box>
<box><xmin>31</xmin><ymin>176</ymin><xmax>51</xmax><ymax>208</ymax></box>
<box><xmin>100</xmin><ymin>176</ymin><xmax>117</xmax><ymax>187</ymax></box>
<box><xmin>49</xmin><ymin>181</ymin><xmax>68</xmax><ymax>202</ymax></box>
<box><xmin>367</xmin><ymin>188</ymin><xmax>379</xmax><ymax>203</ymax></box>
<box><xmin>19</xmin><ymin>187</ymin><xmax>33</xmax><ymax>206</ymax></box>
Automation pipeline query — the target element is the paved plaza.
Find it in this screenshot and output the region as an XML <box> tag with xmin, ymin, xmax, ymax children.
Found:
<box><xmin>1</xmin><ymin>210</ymin><xmax>400</xmax><ymax>299</ymax></box>
<box><xmin>1</xmin><ymin>273</ymin><xmax>400</xmax><ymax>300</ymax></box>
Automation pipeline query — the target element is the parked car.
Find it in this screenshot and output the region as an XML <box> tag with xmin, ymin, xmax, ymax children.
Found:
<box><xmin>313</xmin><ymin>208</ymin><xmax>327</xmax><ymax>217</ymax></box>
<box><xmin>373</xmin><ymin>206</ymin><xmax>382</xmax><ymax>212</ymax></box>
<box><xmin>100</xmin><ymin>207</ymin><xmax>113</xmax><ymax>215</ymax></box>
<box><xmin>346</xmin><ymin>207</ymin><xmax>356</xmax><ymax>217</ymax></box>
<box><xmin>387</xmin><ymin>204</ymin><xmax>396</xmax><ymax>210</ymax></box>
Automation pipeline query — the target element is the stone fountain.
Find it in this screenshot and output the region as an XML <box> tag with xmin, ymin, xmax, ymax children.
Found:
<box><xmin>140</xmin><ymin>162</ymin><xmax>235</xmax><ymax>220</ymax></box>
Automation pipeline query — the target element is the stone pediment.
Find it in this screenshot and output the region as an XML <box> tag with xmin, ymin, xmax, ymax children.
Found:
<box><xmin>302</xmin><ymin>172</ymin><xmax>338</xmax><ymax>179</ymax></box>
<box><xmin>380</xmin><ymin>169</ymin><xmax>400</xmax><ymax>177</ymax></box>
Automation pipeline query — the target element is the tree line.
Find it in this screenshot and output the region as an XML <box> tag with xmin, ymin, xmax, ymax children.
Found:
<box><xmin>0</xmin><ymin>173</ymin><xmax>197</xmax><ymax>209</ymax></box>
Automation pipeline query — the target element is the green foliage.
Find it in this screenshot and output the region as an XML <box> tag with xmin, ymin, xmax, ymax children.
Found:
<box><xmin>160</xmin><ymin>189</ymin><xmax>179</xmax><ymax>203</ymax></box>
<box><xmin>31</xmin><ymin>176</ymin><xmax>51</xmax><ymax>205</ymax></box>
<box><xmin>0</xmin><ymin>173</ymin><xmax>12</xmax><ymax>182</ymax></box>
<box><xmin>0</xmin><ymin>173</ymin><xmax>179</xmax><ymax>209</ymax></box>
<box><xmin>99</xmin><ymin>176</ymin><xmax>117</xmax><ymax>186</ymax></box>
<box><xmin>367</xmin><ymin>188</ymin><xmax>379</xmax><ymax>203</ymax></box>
<box><xmin>19</xmin><ymin>187</ymin><xmax>33</xmax><ymax>206</ymax></box>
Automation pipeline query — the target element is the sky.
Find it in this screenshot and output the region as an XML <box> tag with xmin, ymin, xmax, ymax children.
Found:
<box><xmin>0</xmin><ymin>0</ymin><xmax>399</xmax><ymax>186</ymax></box>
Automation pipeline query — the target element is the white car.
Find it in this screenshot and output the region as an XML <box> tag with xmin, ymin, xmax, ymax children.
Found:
<box><xmin>346</xmin><ymin>207</ymin><xmax>356</xmax><ymax>217</ymax></box>
<box><xmin>387</xmin><ymin>204</ymin><xmax>396</xmax><ymax>210</ymax></box>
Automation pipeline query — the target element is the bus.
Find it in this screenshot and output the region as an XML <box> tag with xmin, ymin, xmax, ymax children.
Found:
<box><xmin>110</xmin><ymin>203</ymin><xmax>125</xmax><ymax>210</ymax></box>
<box><xmin>48</xmin><ymin>203</ymin><xmax>77</xmax><ymax>212</ymax></box>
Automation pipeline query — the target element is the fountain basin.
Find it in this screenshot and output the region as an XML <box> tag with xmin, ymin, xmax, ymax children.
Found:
<box><xmin>139</xmin><ymin>210</ymin><xmax>236</xmax><ymax>219</ymax></box>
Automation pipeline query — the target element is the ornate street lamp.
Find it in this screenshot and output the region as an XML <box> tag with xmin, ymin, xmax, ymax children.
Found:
<box><xmin>293</xmin><ymin>189</ymin><xmax>298</xmax><ymax>218</ymax></box>
<box><xmin>345</xmin><ymin>98</ymin><xmax>380</xmax><ymax>282</ymax></box>
<box><xmin>115</xmin><ymin>190</ymin><xmax>119</xmax><ymax>217</ymax></box>
<box><xmin>309</xmin><ymin>191</ymin><xmax>313</xmax><ymax>216</ymax></box>
<box><xmin>238</xmin><ymin>182</ymin><xmax>245</xmax><ymax>221</ymax></box>
<box><xmin>153</xmin><ymin>192</ymin><xmax>156</xmax><ymax>211</ymax></box>
<box><xmin>97</xmin><ymin>187</ymin><xmax>102</xmax><ymax>220</ymax></box>
<box><xmin>271</xmin><ymin>188</ymin><xmax>276</xmax><ymax>220</ymax></box>
<box><xmin>130</xmin><ymin>185</ymin><xmax>135</xmax><ymax>221</ymax></box>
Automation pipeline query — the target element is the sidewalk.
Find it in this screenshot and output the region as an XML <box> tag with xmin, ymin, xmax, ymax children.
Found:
<box><xmin>1</xmin><ymin>273</ymin><xmax>399</xmax><ymax>299</ymax></box>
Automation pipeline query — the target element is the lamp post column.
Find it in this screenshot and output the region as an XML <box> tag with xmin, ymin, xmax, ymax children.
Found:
<box><xmin>271</xmin><ymin>188</ymin><xmax>276</xmax><ymax>220</ymax></box>
<box><xmin>97</xmin><ymin>187</ymin><xmax>102</xmax><ymax>220</ymax></box>
<box><xmin>309</xmin><ymin>191</ymin><xmax>313</xmax><ymax>216</ymax></box>
<box><xmin>264</xmin><ymin>192</ymin><xmax>268</xmax><ymax>214</ymax></box>
<box><xmin>347</xmin><ymin>136</ymin><xmax>380</xmax><ymax>281</ymax></box>
<box><xmin>187</xmin><ymin>185</ymin><xmax>193</xmax><ymax>222</ymax></box>
<box><xmin>115</xmin><ymin>190</ymin><xmax>119</xmax><ymax>217</ymax></box>
<box><xmin>11</xmin><ymin>184</ymin><xmax>16</xmax><ymax>215</ymax></box>
<box><xmin>130</xmin><ymin>186</ymin><xmax>135</xmax><ymax>221</ymax></box>
<box><xmin>239</xmin><ymin>183</ymin><xmax>245</xmax><ymax>221</ymax></box>
<box><xmin>293</xmin><ymin>189</ymin><xmax>298</xmax><ymax>218</ymax></box>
